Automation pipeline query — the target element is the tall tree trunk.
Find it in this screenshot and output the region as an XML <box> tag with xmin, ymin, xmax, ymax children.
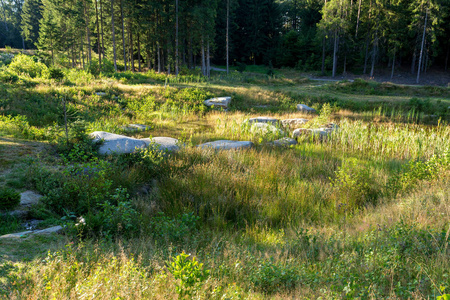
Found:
<box><xmin>22</xmin><ymin>36</ymin><xmax>25</xmax><ymax>50</ymax></box>
<box><xmin>201</xmin><ymin>36</ymin><xmax>206</xmax><ymax>76</ymax></box>
<box><xmin>129</xmin><ymin>21</ymin><xmax>134</xmax><ymax>71</ymax></box>
<box><xmin>189</xmin><ymin>36</ymin><xmax>193</xmax><ymax>69</ymax></box>
<box><xmin>417</xmin><ymin>9</ymin><xmax>428</xmax><ymax>84</ymax></box>
<box><xmin>391</xmin><ymin>49</ymin><xmax>396</xmax><ymax>79</ymax></box>
<box><xmin>343</xmin><ymin>55</ymin><xmax>347</xmax><ymax>75</ymax></box>
<box><xmin>332</xmin><ymin>30</ymin><xmax>338</xmax><ymax>78</ymax></box>
<box><xmin>157</xmin><ymin>42</ymin><xmax>161</xmax><ymax>72</ymax></box>
<box><xmin>207</xmin><ymin>40</ymin><xmax>210</xmax><ymax>78</ymax></box>
<box><xmin>71</xmin><ymin>45</ymin><xmax>75</xmax><ymax>68</ymax></box>
<box><xmin>411</xmin><ymin>46</ymin><xmax>417</xmax><ymax>74</ymax></box>
<box><xmin>175</xmin><ymin>0</ymin><xmax>179</xmax><ymax>75</ymax></box>
<box><xmin>321</xmin><ymin>36</ymin><xmax>326</xmax><ymax>75</ymax></box>
<box><xmin>120</xmin><ymin>0</ymin><xmax>126</xmax><ymax>71</ymax></box>
<box><xmin>84</xmin><ymin>0</ymin><xmax>92</xmax><ymax>63</ymax></box>
<box><xmin>146</xmin><ymin>49</ymin><xmax>151</xmax><ymax>69</ymax></box>
<box><xmin>111</xmin><ymin>0</ymin><xmax>117</xmax><ymax>71</ymax></box>
<box><xmin>167</xmin><ymin>41</ymin><xmax>171</xmax><ymax>74</ymax></box>
<box><xmin>355</xmin><ymin>0</ymin><xmax>361</xmax><ymax>37</ymax></box>
<box><xmin>363</xmin><ymin>37</ymin><xmax>369</xmax><ymax>74</ymax></box>
<box><xmin>137</xmin><ymin>31</ymin><xmax>141</xmax><ymax>72</ymax></box>
<box><xmin>81</xmin><ymin>38</ymin><xmax>85</xmax><ymax>69</ymax></box>
<box><xmin>226</xmin><ymin>0</ymin><xmax>230</xmax><ymax>74</ymax></box>
<box><xmin>95</xmin><ymin>0</ymin><xmax>101</xmax><ymax>70</ymax></box>
<box><xmin>370</xmin><ymin>32</ymin><xmax>377</xmax><ymax>78</ymax></box>
<box><xmin>100</xmin><ymin>0</ymin><xmax>105</xmax><ymax>59</ymax></box>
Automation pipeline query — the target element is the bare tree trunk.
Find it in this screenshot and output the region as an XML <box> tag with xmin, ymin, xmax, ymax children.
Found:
<box><xmin>332</xmin><ymin>30</ymin><xmax>338</xmax><ymax>78</ymax></box>
<box><xmin>137</xmin><ymin>31</ymin><xmax>141</xmax><ymax>72</ymax></box>
<box><xmin>81</xmin><ymin>39</ymin><xmax>85</xmax><ymax>69</ymax></box>
<box><xmin>321</xmin><ymin>36</ymin><xmax>326</xmax><ymax>75</ymax></box>
<box><xmin>226</xmin><ymin>0</ymin><xmax>230</xmax><ymax>74</ymax></box>
<box><xmin>370</xmin><ymin>32</ymin><xmax>377</xmax><ymax>78</ymax></box>
<box><xmin>84</xmin><ymin>0</ymin><xmax>92</xmax><ymax>63</ymax></box>
<box><xmin>95</xmin><ymin>0</ymin><xmax>101</xmax><ymax>70</ymax></box>
<box><xmin>100</xmin><ymin>0</ymin><xmax>105</xmax><ymax>59</ymax></box>
<box><xmin>355</xmin><ymin>0</ymin><xmax>361</xmax><ymax>37</ymax></box>
<box><xmin>129</xmin><ymin>21</ymin><xmax>134</xmax><ymax>71</ymax></box>
<box><xmin>147</xmin><ymin>49</ymin><xmax>151</xmax><ymax>69</ymax></box>
<box><xmin>416</xmin><ymin>9</ymin><xmax>428</xmax><ymax>84</ymax></box>
<box><xmin>157</xmin><ymin>42</ymin><xmax>161</xmax><ymax>72</ymax></box>
<box><xmin>71</xmin><ymin>45</ymin><xmax>75</xmax><ymax>68</ymax></box>
<box><xmin>111</xmin><ymin>0</ymin><xmax>117</xmax><ymax>71</ymax></box>
<box><xmin>120</xmin><ymin>0</ymin><xmax>126</xmax><ymax>71</ymax></box>
<box><xmin>201</xmin><ymin>36</ymin><xmax>206</xmax><ymax>76</ymax></box>
<box><xmin>391</xmin><ymin>49</ymin><xmax>396</xmax><ymax>79</ymax></box>
<box><xmin>363</xmin><ymin>37</ymin><xmax>369</xmax><ymax>74</ymax></box>
<box><xmin>175</xmin><ymin>0</ymin><xmax>179</xmax><ymax>75</ymax></box>
<box><xmin>411</xmin><ymin>47</ymin><xmax>417</xmax><ymax>74</ymax></box>
<box><xmin>207</xmin><ymin>39</ymin><xmax>210</xmax><ymax>78</ymax></box>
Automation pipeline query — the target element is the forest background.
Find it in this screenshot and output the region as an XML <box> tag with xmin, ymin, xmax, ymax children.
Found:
<box><xmin>1</xmin><ymin>0</ymin><xmax>450</xmax><ymax>82</ymax></box>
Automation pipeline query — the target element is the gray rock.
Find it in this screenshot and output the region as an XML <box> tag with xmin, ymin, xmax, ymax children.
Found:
<box><xmin>204</xmin><ymin>97</ymin><xmax>231</xmax><ymax>108</ymax></box>
<box><xmin>281</xmin><ymin>118</ymin><xmax>309</xmax><ymax>127</ymax></box>
<box><xmin>141</xmin><ymin>137</ymin><xmax>181</xmax><ymax>152</ymax></box>
<box><xmin>296</xmin><ymin>104</ymin><xmax>316</xmax><ymax>113</ymax></box>
<box><xmin>244</xmin><ymin>117</ymin><xmax>279</xmax><ymax>125</ymax></box>
<box><xmin>254</xmin><ymin>105</ymin><xmax>269</xmax><ymax>109</ymax></box>
<box><xmin>0</xmin><ymin>226</ymin><xmax>63</xmax><ymax>239</ymax></box>
<box><xmin>121</xmin><ymin>124</ymin><xmax>151</xmax><ymax>132</ymax></box>
<box><xmin>198</xmin><ymin>140</ymin><xmax>254</xmax><ymax>150</ymax></box>
<box><xmin>268</xmin><ymin>137</ymin><xmax>298</xmax><ymax>147</ymax></box>
<box><xmin>292</xmin><ymin>128</ymin><xmax>333</xmax><ymax>139</ymax></box>
<box><xmin>250</xmin><ymin>123</ymin><xmax>284</xmax><ymax>135</ymax></box>
<box><xmin>95</xmin><ymin>92</ymin><xmax>107</xmax><ymax>96</ymax></box>
<box><xmin>90</xmin><ymin>131</ymin><xmax>148</xmax><ymax>155</ymax></box>
<box><xmin>20</xmin><ymin>191</ymin><xmax>43</xmax><ymax>207</ymax></box>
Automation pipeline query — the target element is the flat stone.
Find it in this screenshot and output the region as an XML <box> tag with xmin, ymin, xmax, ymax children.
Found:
<box><xmin>250</xmin><ymin>123</ymin><xmax>284</xmax><ymax>135</ymax></box>
<box><xmin>254</xmin><ymin>105</ymin><xmax>269</xmax><ymax>109</ymax></box>
<box><xmin>198</xmin><ymin>140</ymin><xmax>254</xmax><ymax>150</ymax></box>
<box><xmin>0</xmin><ymin>226</ymin><xmax>63</xmax><ymax>239</ymax></box>
<box><xmin>296</xmin><ymin>104</ymin><xmax>316</xmax><ymax>113</ymax></box>
<box><xmin>95</xmin><ymin>92</ymin><xmax>107</xmax><ymax>96</ymax></box>
<box><xmin>121</xmin><ymin>124</ymin><xmax>151</xmax><ymax>132</ymax></box>
<box><xmin>292</xmin><ymin>128</ymin><xmax>331</xmax><ymax>139</ymax></box>
<box><xmin>90</xmin><ymin>131</ymin><xmax>148</xmax><ymax>155</ymax></box>
<box><xmin>281</xmin><ymin>118</ymin><xmax>309</xmax><ymax>127</ymax></box>
<box><xmin>245</xmin><ymin>117</ymin><xmax>279</xmax><ymax>125</ymax></box>
<box><xmin>141</xmin><ymin>137</ymin><xmax>180</xmax><ymax>152</ymax></box>
<box><xmin>20</xmin><ymin>191</ymin><xmax>42</xmax><ymax>207</ymax></box>
<box><xmin>268</xmin><ymin>137</ymin><xmax>298</xmax><ymax>147</ymax></box>
<box><xmin>204</xmin><ymin>97</ymin><xmax>231</xmax><ymax>108</ymax></box>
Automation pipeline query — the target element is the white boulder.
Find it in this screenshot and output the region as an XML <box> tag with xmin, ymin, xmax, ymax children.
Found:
<box><xmin>198</xmin><ymin>140</ymin><xmax>254</xmax><ymax>150</ymax></box>
<box><xmin>268</xmin><ymin>137</ymin><xmax>298</xmax><ymax>147</ymax></box>
<box><xmin>296</xmin><ymin>104</ymin><xmax>316</xmax><ymax>113</ymax></box>
<box><xmin>281</xmin><ymin>118</ymin><xmax>309</xmax><ymax>127</ymax></box>
<box><xmin>244</xmin><ymin>117</ymin><xmax>279</xmax><ymax>125</ymax></box>
<box><xmin>204</xmin><ymin>97</ymin><xmax>231</xmax><ymax>109</ymax></box>
<box><xmin>141</xmin><ymin>137</ymin><xmax>181</xmax><ymax>152</ymax></box>
<box><xmin>90</xmin><ymin>131</ymin><xmax>148</xmax><ymax>155</ymax></box>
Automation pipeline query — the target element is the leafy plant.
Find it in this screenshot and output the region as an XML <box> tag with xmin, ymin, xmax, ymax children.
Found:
<box><xmin>167</xmin><ymin>252</ymin><xmax>210</xmax><ymax>298</ymax></box>
<box><xmin>7</xmin><ymin>54</ymin><xmax>48</xmax><ymax>78</ymax></box>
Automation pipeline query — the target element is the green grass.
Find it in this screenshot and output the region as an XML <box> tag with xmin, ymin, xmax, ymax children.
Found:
<box><xmin>0</xmin><ymin>64</ymin><xmax>449</xmax><ymax>299</ymax></box>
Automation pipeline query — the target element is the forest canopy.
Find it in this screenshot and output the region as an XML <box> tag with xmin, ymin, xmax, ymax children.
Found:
<box><xmin>1</xmin><ymin>0</ymin><xmax>450</xmax><ymax>78</ymax></box>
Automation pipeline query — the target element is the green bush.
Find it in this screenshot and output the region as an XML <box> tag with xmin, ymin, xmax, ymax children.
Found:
<box><xmin>48</xmin><ymin>67</ymin><xmax>65</xmax><ymax>80</ymax></box>
<box><xmin>150</xmin><ymin>212</ymin><xmax>200</xmax><ymax>241</ymax></box>
<box><xmin>7</xmin><ymin>54</ymin><xmax>49</xmax><ymax>78</ymax></box>
<box><xmin>0</xmin><ymin>69</ymin><xmax>19</xmax><ymax>83</ymax></box>
<box><xmin>250</xmin><ymin>260</ymin><xmax>299</xmax><ymax>294</ymax></box>
<box><xmin>0</xmin><ymin>188</ymin><xmax>20</xmax><ymax>210</ymax></box>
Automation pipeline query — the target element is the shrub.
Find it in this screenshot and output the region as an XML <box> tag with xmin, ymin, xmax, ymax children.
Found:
<box><xmin>150</xmin><ymin>212</ymin><xmax>200</xmax><ymax>241</ymax></box>
<box><xmin>0</xmin><ymin>69</ymin><xmax>19</xmax><ymax>83</ymax></box>
<box><xmin>167</xmin><ymin>252</ymin><xmax>210</xmax><ymax>298</ymax></box>
<box><xmin>7</xmin><ymin>54</ymin><xmax>49</xmax><ymax>78</ymax></box>
<box><xmin>236</xmin><ymin>62</ymin><xmax>246</xmax><ymax>73</ymax></box>
<box><xmin>48</xmin><ymin>67</ymin><xmax>65</xmax><ymax>80</ymax></box>
<box><xmin>0</xmin><ymin>188</ymin><xmax>20</xmax><ymax>210</ymax></box>
<box><xmin>250</xmin><ymin>260</ymin><xmax>299</xmax><ymax>294</ymax></box>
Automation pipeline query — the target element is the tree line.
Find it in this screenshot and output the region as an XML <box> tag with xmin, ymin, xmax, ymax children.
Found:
<box><xmin>1</xmin><ymin>0</ymin><xmax>450</xmax><ymax>82</ymax></box>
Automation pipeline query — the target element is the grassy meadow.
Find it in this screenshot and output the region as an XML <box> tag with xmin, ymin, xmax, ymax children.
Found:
<box><xmin>0</xmin><ymin>54</ymin><xmax>449</xmax><ymax>299</ymax></box>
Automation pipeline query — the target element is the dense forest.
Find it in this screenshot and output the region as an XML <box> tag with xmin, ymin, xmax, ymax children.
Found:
<box><xmin>1</xmin><ymin>0</ymin><xmax>450</xmax><ymax>79</ymax></box>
